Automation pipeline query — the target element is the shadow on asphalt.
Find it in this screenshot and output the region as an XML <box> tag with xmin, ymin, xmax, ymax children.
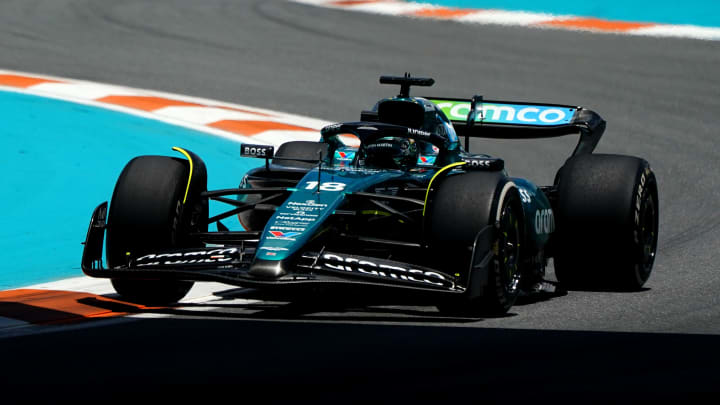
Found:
<box><xmin>0</xmin><ymin>308</ymin><xmax>717</xmax><ymax>401</ymax></box>
<box><xmin>76</xmin><ymin>295</ymin><xmax>488</xmax><ymax>323</ymax></box>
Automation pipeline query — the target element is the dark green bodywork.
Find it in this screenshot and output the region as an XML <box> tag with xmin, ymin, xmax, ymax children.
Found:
<box><xmin>247</xmin><ymin>96</ymin><xmax>555</xmax><ymax>266</ymax></box>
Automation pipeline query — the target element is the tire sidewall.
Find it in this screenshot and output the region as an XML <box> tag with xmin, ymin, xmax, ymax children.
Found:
<box><xmin>106</xmin><ymin>156</ymin><xmax>190</xmax><ymax>267</ymax></box>
<box><xmin>105</xmin><ymin>156</ymin><xmax>198</xmax><ymax>304</ymax></box>
<box><xmin>628</xmin><ymin>163</ymin><xmax>659</xmax><ymax>287</ymax></box>
<box><xmin>429</xmin><ymin>171</ymin><xmax>523</xmax><ymax>316</ymax></box>
<box><xmin>484</xmin><ymin>182</ymin><xmax>523</xmax><ymax>314</ymax></box>
<box><xmin>553</xmin><ymin>154</ymin><xmax>659</xmax><ymax>290</ymax></box>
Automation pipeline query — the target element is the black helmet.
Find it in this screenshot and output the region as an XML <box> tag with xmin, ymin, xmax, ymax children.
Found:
<box><xmin>364</xmin><ymin>137</ymin><xmax>418</xmax><ymax>169</ymax></box>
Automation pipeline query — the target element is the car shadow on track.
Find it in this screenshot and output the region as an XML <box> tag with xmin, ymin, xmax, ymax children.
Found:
<box><xmin>78</xmin><ymin>294</ymin><xmax>490</xmax><ymax>323</ymax></box>
<box><xmin>74</xmin><ymin>280</ymin><xmax>649</xmax><ymax>326</ymax></box>
<box><xmin>74</xmin><ymin>279</ymin><xmax>578</xmax><ymax>324</ymax></box>
<box><xmin>2</xmin><ymin>308</ymin><xmax>718</xmax><ymax>401</ymax></box>
<box><xmin>68</xmin><ymin>274</ymin><xmax>602</xmax><ymax>324</ymax></box>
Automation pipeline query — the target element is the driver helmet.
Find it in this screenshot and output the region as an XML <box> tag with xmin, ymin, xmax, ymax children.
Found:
<box><xmin>364</xmin><ymin>137</ymin><xmax>418</xmax><ymax>169</ymax></box>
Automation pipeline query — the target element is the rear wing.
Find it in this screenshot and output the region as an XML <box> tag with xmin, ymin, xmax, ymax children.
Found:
<box><xmin>428</xmin><ymin>98</ymin><xmax>606</xmax><ymax>157</ymax></box>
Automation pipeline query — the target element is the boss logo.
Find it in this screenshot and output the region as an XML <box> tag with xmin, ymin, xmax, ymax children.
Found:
<box><xmin>463</xmin><ymin>158</ymin><xmax>490</xmax><ymax>167</ymax></box>
<box><xmin>462</xmin><ymin>157</ymin><xmax>503</xmax><ymax>171</ymax></box>
<box><xmin>241</xmin><ymin>144</ymin><xmax>274</xmax><ymax>158</ymax></box>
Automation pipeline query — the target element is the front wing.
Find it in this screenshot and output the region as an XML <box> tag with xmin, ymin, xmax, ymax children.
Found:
<box><xmin>82</xmin><ymin>202</ymin><xmax>497</xmax><ymax>301</ymax></box>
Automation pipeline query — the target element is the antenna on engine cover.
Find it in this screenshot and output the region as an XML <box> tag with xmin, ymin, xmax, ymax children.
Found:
<box><xmin>380</xmin><ymin>73</ymin><xmax>434</xmax><ymax>98</ymax></box>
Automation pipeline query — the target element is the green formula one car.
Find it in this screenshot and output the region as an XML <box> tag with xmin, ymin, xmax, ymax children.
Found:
<box><xmin>81</xmin><ymin>74</ymin><xmax>659</xmax><ymax>316</ymax></box>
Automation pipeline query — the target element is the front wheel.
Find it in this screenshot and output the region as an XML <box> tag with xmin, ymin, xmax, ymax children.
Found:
<box><xmin>428</xmin><ymin>172</ymin><xmax>524</xmax><ymax>317</ymax></box>
<box><xmin>106</xmin><ymin>155</ymin><xmax>204</xmax><ymax>305</ymax></box>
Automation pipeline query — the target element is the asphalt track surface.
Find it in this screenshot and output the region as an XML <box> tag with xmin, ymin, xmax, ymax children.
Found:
<box><xmin>1</xmin><ymin>0</ymin><xmax>719</xmax><ymax>398</ymax></box>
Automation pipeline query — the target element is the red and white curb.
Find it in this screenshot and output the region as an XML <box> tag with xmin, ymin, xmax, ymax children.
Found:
<box><xmin>0</xmin><ymin>69</ymin><xmax>336</xmax><ymax>149</ymax></box>
<box><xmin>0</xmin><ymin>69</ymin><xmax>340</xmax><ymax>335</ymax></box>
<box><xmin>0</xmin><ymin>277</ymin><xmax>257</xmax><ymax>337</ymax></box>
<box><xmin>293</xmin><ymin>0</ymin><xmax>720</xmax><ymax>41</ymax></box>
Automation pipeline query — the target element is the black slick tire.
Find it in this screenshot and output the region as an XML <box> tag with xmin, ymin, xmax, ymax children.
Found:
<box><xmin>553</xmin><ymin>154</ymin><xmax>659</xmax><ymax>290</ymax></box>
<box><xmin>106</xmin><ymin>156</ymin><xmax>197</xmax><ymax>305</ymax></box>
<box><xmin>428</xmin><ymin>171</ymin><xmax>523</xmax><ymax>317</ymax></box>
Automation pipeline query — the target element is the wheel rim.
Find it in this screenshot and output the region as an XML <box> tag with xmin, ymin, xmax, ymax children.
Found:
<box><xmin>498</xmin><ymin>203</ymin><xmax>521</xmax><ymax>295</ymax></box>
<box><xmin>637</xmin><ymin>191</ymin><xmax>658</xmax><ymax>280</ymax></box>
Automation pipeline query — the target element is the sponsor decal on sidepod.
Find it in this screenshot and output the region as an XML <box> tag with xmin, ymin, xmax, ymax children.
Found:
<box><xmin>534</xmin><ymin>209</ymin><xmax>555</xmax><ymax>235</ymax></box>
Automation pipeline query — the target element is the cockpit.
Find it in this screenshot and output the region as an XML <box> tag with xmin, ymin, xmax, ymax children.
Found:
<box><xmin>324</xmin><ymin>74</ymin><xmax>462</xmax><ymax>169</ymax></box>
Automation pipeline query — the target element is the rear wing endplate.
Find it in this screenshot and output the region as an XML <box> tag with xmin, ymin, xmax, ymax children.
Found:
<box><xmin>428</xmin><ymin>98</ymin><xmax>606</xmax><ymax>157</ymax></box>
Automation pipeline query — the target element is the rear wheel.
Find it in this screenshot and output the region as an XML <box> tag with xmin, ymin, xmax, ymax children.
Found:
<box><xmin>106</xmin><ymin>156</ymin><xmax>201</xmax><ymax>305</ymax></box>
<box><xmin>428</xmin><ymin>172</ymin><xmax>524</xmax><ymax>317</ymax></box>
<box><xmin>553</xmin><ymin>154</ymin><xmax>659</xmax><ymax>290</ymax></box>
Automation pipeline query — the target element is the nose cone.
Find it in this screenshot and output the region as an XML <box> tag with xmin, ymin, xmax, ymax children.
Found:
<box><xmin>249</xmin><ymin>259</ymin><xmax>288</xmax><ymax>279</ymax></box>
